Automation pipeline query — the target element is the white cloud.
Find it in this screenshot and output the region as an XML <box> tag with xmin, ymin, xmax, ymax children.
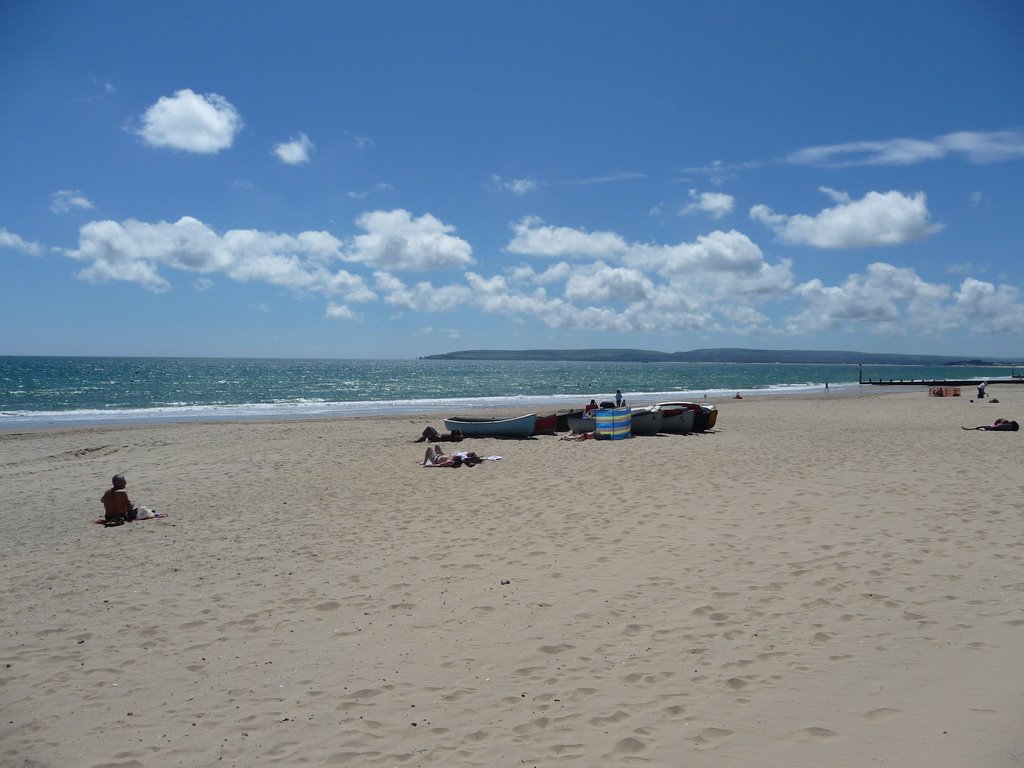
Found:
<box><xmin>564</xmin><ymin>264</ymin><xmax>654</xmax><ymax>304</ymax></box>
<box><xmin>507</xmin><ymin>216</ymin><xmax>628</xmax><ymax>259</ymax></box>
<box><xmin>54</xmin><ymin>207</ymin><xmax>1024</xmax><ymax>343</ymax></box>
<box><xmin>325</xmin><ymin>303</ymin><xmax>356</xmax><ymax>320</ymax></box>
<box><xmin>787</xmin><ymin>129</ymin><xmax>1024</xmax><ymax>167</ymax></box>
<box><xmin>818</xmin><ymin>186</ymin><xmax>850</xmax><ymax>204</ymax></box>
<box><xmin>954</xmin><ymin>278</ymin><xmax>1024</xmax><ymax>334</ymax></box>
<box><xmin>348</xmin><ymin>210</ymin><xmax>473</xmax><ymax>271</ymax></box>
<box><xmin>680</xmin><ymin>189</ymin><xmax>734</xmax><ymax>219</ymax></box>
<box><xmin>138</xmin><ymin>89</ymin><xmax>243</xmax><ymax>153</ymax></box>
<box><xmin>750</xmin><ymin>189</ymin><xmax>942</xmax><ymax>248</ymax></box>
<box><xmin>50</xmin><ymin>189</ymin><xmax>95</xmax><ymax>214</ymax></box>
<box><xmin>0</xmin><ymin>226</ymin><xmax>42</xmax><ymax>255</ymax></box>
<box><xmin>373</xmin><ymin>272</ymin><xmax>474</xmax><ymax>311</ymax></box>
<box><xmin>625</xmin><ymin>229</ymin><xmax>772</xmax><ymax>275</ymax></box>
<box><xmin>491</xmin><ymin>175</ymin><xmax>540</xmax><ymax>195</ymax></box>
<box><xmin>788</xmin><ymin>263</ymin><xmax>953</xmax><ymax>335</ymax></box>
<box><xmin>491</xmin><ymin>172</ymin><xmax>644</xmax><ymax>196</ymax></box>
<box><xmin>65</xmin><ymin>216</ymin><xmax>373</xmax><ymax>302</ymax></box>
<box><xmin>273</xmin><ymin>133</ymin><xmax>314</xmax><ymax>165</ymax></box>
<box><xmin>347</xmin><ymin>183</ymin><xmax>393</xmax><ymax>199</ymax></box>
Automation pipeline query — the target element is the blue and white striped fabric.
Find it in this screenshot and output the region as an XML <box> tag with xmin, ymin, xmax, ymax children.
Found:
<box><xmin>594</xmin><ymin>407</ymin><xmax>632</xmax><ymax>439</ymax></box>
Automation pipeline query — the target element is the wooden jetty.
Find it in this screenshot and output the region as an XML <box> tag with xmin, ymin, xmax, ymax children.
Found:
<box><xmin>860</xmin><ymin>369</ymin><xmax>1024</xmax><ymax>387</ymax></box>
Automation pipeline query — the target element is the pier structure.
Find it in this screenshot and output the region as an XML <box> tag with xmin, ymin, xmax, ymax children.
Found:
<box><xmin>858</xmin><ymin>364</ymin><xmax>1024</xmax><ymax>387</ymax></box>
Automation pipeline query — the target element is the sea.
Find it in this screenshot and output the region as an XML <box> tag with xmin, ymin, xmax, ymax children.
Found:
<box><xmin>0</xmin><ymin>356</ymin><xmax>1016</xmax><ymax>430</ymax></box>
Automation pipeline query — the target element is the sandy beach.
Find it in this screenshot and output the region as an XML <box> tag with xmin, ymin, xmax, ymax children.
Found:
<box><xmin>1</xmin><ymin>388</ymin><xmax>1022</xmax><ymax>767</ymax></box>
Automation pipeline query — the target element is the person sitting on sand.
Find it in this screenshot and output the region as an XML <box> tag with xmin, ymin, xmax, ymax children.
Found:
<box><xmin>421</xmin><ymin>445</ymin><xmax>483</xmax><ymax>467</ymax></box>
<box><xmin>584</xmin><ymin>399</ymin><xmax>599</xmax><ymax>417</ymax></box>
<box><xmin>414</xmin><ymin>426</ymin><xmax>464</xmax><ymax>443</ymax></box>
<box><xmin>101</xmin><ymin>473</ymin><xmax>139</xmax><ymax>526</ymax></box>
<box><xmin>962</xmin><ymin>418</ymin><xmax>1019</xmax><ymax>431</ymax></box>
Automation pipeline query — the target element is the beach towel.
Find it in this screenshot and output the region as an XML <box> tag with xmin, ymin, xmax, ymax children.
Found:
<box><xmin>94</xmin><ymin>509</ymin><xmax>167</xmax><ymax>525</ymax></box>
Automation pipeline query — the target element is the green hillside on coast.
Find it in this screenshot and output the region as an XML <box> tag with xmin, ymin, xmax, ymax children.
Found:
<box><xmin>422</xmin><ymin>348</ymin><xmax>1018</xmax><ymax>365</ymax></box>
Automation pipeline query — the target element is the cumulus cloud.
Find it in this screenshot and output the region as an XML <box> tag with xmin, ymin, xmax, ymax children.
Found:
<box><xmin>787</xmin><ymin>129</ymin><xmax>1024</xmax><ymax>167</ymax></box>
<box><xmin>325</xmin><ymin>302</ymin><xmax>356</xmax><ymax>320</ymax></box>
<box><xmin>680</xmin><ymin>189</ymin><xmax>734</xmax><ymax>219</ymax></box>
<box><xmin>349</xmin><ymin>210</ymin><xmax>473</xmax><ymax>271</ymax></box>
<box><xmin>564</xmin><ymin>264</ymin><xmax>654</xmax><ymax>304</ymax></box>
<box><xmin>52</xmin><ymin>206</ymin><xmax>1024</xmax><ymax>342</ymax></box>
<box><xmin>273</xmin><ymin>133</ymin><xmax>314</xmax><ymax>165</ymax></box>
<box><xmin>65</xmin><ymin>216</ymin><xmax>373</xmax><ymax>302</ymax></box>
<box><xmin>623</xmin><ymin>230</ymin><xmax>786</xmax><ymax>285</ymax></box>
<box><xmin>137</xmin><ymin>89</ymin><xmax>243</xmax><ymax>153</ymax></box>
<box><xmin>788</xmin><ymin>263</ymin><xmax>954</xmax><ymax>335</ymax></box>
<box><xmin>50</xmin><ymin>189</ymin><xmax>95</xmax><ymax>214</ymax></box>
<box><xmin>507</xmin><ymin>216</ymin><xmax>628</xmax><ymax>259</ymax></box>
<box><xmin>954</xmin><ymin>278</ymin><xmax>1024</xmax><ymax>334</ymax></box>
<box><xmin>0</xmin><ymin>226</ymin><xmax>43</xmax><ymax>255</ymax></box>
<box><xmin>373</xmin><ymin>272</ymin><xmax>475</xmax><ymax>311</ymax></box>
<box><xmin>750</xmin><ymin>189</ymin><xmax>943</xmax><ymax>248</ymax></box>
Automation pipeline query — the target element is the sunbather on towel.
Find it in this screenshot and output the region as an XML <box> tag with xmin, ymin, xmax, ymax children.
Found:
<box><xmin>421</xmin><ymin>445</ymin><xmax>482</xmax><ymax>467</ymax></box>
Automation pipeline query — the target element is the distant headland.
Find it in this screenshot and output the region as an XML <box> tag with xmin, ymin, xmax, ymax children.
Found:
<box><xmin>421</xmin><ymin>348</ymin><xmax>1022</xmax><ymax>366</ymax></box>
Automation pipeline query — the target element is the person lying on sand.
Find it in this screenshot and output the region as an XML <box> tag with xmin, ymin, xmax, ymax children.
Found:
<box><xmin>560</xmin><ymin>432</ymin><xmax>595</xmax><ymax>441</ymax></box>
<box><xmin>414</xmin><ymin>426</ymin><xmax>464</xmax><ymax>443</ymax></box>
<box><xmin>421</xmin><ymin>445</ymin><xmax>483</xmax><ymax>467</ymax></box>
<box><xmin>962</xmin><ymin>418</ymin><xmax>1019</xmax><ymax>431</ymax></box>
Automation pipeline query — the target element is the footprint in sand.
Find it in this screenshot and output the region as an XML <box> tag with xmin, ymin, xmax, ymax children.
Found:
<box><xmin>863</xmin><ymin>708</ymin><xmax>901</xmax><ymax>720</ymax></box>
<box><xmin>612</xmin><ymin>736</ymin><xmax>646</xmax><ymax>755</ymax></box>
<box><xmin>793</xmin><ymin>726</ymin><xmax>838</xmax><ymax>739</ymax></box>
<box><xmin>538</xmin><ymin>644</ymin><xmax>574</xmax><ymax>654</ymax></box>
<box><xmin>695</xmin><ymin>727</ymin><xmax>733</xmax><ymax>746</ymax></box>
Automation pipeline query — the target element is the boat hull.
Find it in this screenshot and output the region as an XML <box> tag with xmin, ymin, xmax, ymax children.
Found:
<box><xmin>444</xmin><ymin>413</ymin><xmax>537</xmax><ymax>438</ymax></box>
<box><xmin>656</xmin><ymin>402</ymin><xmax>717</xmax><ymax>432</ymax></box>
<box><xmin>656</xmin><ymin>404</ymin><xmax>696</xmax><ymax>433</ymax></box>
<box><xmin>630</xmin><ymin>407</ymin><xmax>663</xmax><ymax>435</ymax></box>
<box><xmin>532</xmin><ymin>413</ymin><xmax>557</xmax><ymax>436</ymax></box>
<box><xmin>566</xmin><ymin>415</ymin><xmax>595</xmax><ymax>434</ymax></box>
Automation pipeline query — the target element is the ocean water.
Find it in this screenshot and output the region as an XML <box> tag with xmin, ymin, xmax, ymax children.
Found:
<box><xmin>0</xmin><ymin>356</ymin><xmax>1014</xmax><ymax>430</ymax></box>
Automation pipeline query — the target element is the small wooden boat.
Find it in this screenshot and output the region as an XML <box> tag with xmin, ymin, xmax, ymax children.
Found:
<box><xmin>701</xmin><ymin>404</ymin><xmax>718</xmax><ymax>430</ymax></box>
<box><xmin>655</xmin><ymin>403</ymin><xmax>696</xmax><ymax>433</ymax></box>
<box><xmin>555</xmin><ymin>409</ymin><xmax>584</xmax><ymax>432</ymax></box>
<box><xmin>444</xmin><ymin>413</ymin><xmax>537</xmax><ymax>438</ymax></box>
<box><xmin>656</xmin><ymin>402</ymin><xmax>717</xmax><ymax>432</ymax></box>
<box><xmin>629</xmin><ymin>405</ymin><xmax>663</xmax><ymax>436</ymax></box>
<box><xmin>532</xmin><ymin>413</ymin><xmax>557</xmax><ymax>436</ymax></box>
<box><xmin>566</xmin><ymin>414</ymin><xmax>596</xmax><ymax>434</ymax></box>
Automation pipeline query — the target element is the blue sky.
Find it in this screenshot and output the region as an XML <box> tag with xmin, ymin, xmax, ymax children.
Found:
<box><xmin>2</xmin><ymin>1</ymin><xmax>1023</xmax><ymax>359</ymax></box>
